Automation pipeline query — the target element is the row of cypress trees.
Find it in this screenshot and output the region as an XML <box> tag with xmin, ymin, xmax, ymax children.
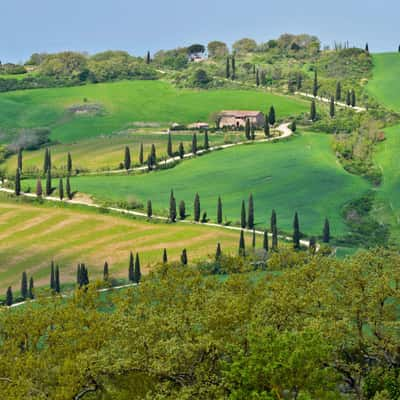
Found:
<box><xmin>128</xmin><ymin>252</ymin><xmax>141</xmax><ymax>283</ymax></box>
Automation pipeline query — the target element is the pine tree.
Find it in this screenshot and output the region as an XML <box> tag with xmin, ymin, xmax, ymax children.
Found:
<box><xmin>55</xmin><ymin>265</ymin><xmax>60</xmax><ymax>293</ymax></box>
<box><xmin>179</xmin><ymin>200</ymin><xmax>186</xmax><ymax>220</ymax></box>
<box><xmin>204</xmin><ymin>131</ymin><xmax>209</xmax><ymax>150</ymax></box>
<box><xmin>330</xmin><ymin>96</ymin><xmax>335</xmax><ymax>118</ymax></box>
<box><xmin>245</xmin><ymin>118</ymin><xmax>251</xmax><ymax>140</ymax></box>
<box><xmin>167</xmin><ymin>132</ymin><xmax>173</xmax><ymax>157</ymax></box>
<box><xmin>181</xmin><ymin>249</ymin><xmax>188</xmax><ymax>265</ymax></box>
<box><xmin>217</xmin><ymin>196</ymin><xmax>223</xmax><ymax>224</ymax></box>
<box><xmin>310</xmin><ymin>100</ymin><xmax>317</xmax><ymax>121</ymax></box>
<box><xmin>241</xmin><ymin>200</ymin><xmax>246</xmax><ymax>229</ymax></box>
<box><xmin>336</xmin><ymin>82</ymin><xmax>342</xmax><ymax>101</ymax></box>
<box><xmin>128</xmin><ymin>252</ymin><xmax>134</xmax><ymax>282</ymax></box>
<box><xmin>28</xmin><ymin>277</ymin><xmax>34</xmax><ymax>299</ymax></box>
<box><xmin>323</xmin><ymin>218</ymin><xmax>330</xmax><ymax>243</ymax></box>
<box><xmin>252</xmin><ymin>229</ymin><xmax>256</xmax><ymax>248</ymax></box>
<box><xmin>36</xmin><ymin>178</ymin><xmax>43</xmax><ymax>197</ymax></box>
<box><xmin>6</xmin><ymin>286</ymin><xmax>13</xmax><ymax>306</ymax></box>
<box><xmin>293</xmin><ymin>212</ymin><xmax>301</xmax><ymax>250</ymax></box>
<box><xmin>103</xmin><ymin>261</ymin><xmax>109</xmax><ymax>281</ymax></box>
<box><xmin>192</xmin><ymin>133</ymin><xmax>197</xmax><ymax>155</ymax></box>
<box><xmin>239</xmin><ymin>230</ymin><xmax>245</xmax><ymax>257</ymax></box>
<box><xmin>231</xmin><ymin>55</ymin><xmax>236</xmax><ymax>80</ymax></box>
<box><xmin>263</xmin><ymin>230</ymin><xmax>269</xmax><ymax>252</ymax></box>
<box><xmin>271</xmin><ymin>209</ymin><xmax>277</xmax><ymax>232</ymax></box>
<box><xmin>139</xmin><ymin>143</ymin><xmax>144</xmax><ymax>164</ymax></box>
<box><xmin>58</xmin><ymin>178</ymin><xmax>64</xmax><ymax>200</ymax></box>
<box><xmin>15</xmin><ymin>168</ymin><xmax>21</xmax><ymax>196</ymax></box>
<box><xmin>268</xmin><ymin>106</ymin><xmax>276</xmax><ymax>126</ymax></box>
<box><xmin>67</xmin><ymin>152</ymin><xmax>72</xmax><ymax>175</ymax></box>
<box><xmin>226</xmin><ymin>56</ymin><xmax>230</xmax><ymax>79</ymax></box>
<box><xmin>351</xmin><ymin>89</ymin><xmax>356</xmax><ymax>107</ymax></box>
<box><xmin>256</xmin><ymin>69</ymin><xmax>260</xmax><ymax>86</ymax></box>
<box><xmin>194</xmin><ymin>193</ymin><xmax>201</xmax><ymax>222</ymax></box>
<box><xmin>66</xmin><ymin>176</ymin><xmax>72</xmax><ymax>199</ymax></box>
<box><xmin>146</xmin><ymin>51</ymin><xmax>151</xmax><ymax>64</ymax></box>
<box><xmin>346</xmin><ymin>90</ymin><xmax>351</xmax><ymax>106</ymax></box>
<box><xmin>17</xmin><ymin>148</ymin><xmax>23</xmax><ymax>171</ymax></box>
<box><xmin>163</xmin><ymin>248</ymin><xmax>168</xmax><ymax>264</ymax></box>
<box><xmin>134</xmin><ymin>253</ymin><xmax>141</xmax><ymax>283</ymax></box>
<box><xmin>272</xmin><ymin>224</ymin><xmax>278</xmax><ymax>251</ymax></box>
<box><xmin>179</xmin><ymin>142</ymin><xmax>185</xmax><ymax>159</ymax></box>
<box><xmin>145</xmin><ymin>200</ymin><xmax>152</xmax><ymax>218</ymax></box>
<box><xmin>264</xmin><ymin>120</ymin><xmax>270</xmax><ymax>137</ymax></box>
<box><xmin>169</xmin><ymin>190</ymin><xmax>177</xmax><ymax>222</ymax></box>
<box><xmin>21</xmin><ymin>271</ymin><xmax>28</xmax><ymax>300</ymax></box>
<box><xmin>248</xmin><ymin>194</ymin><xmax>254</xmax><ymax>229</ymax></box>
<box><xmin>50</xmin><ymin>261</ymin><xmax>55</xmax><ymax>290</ymax></box>
<box><xmin>124</xmin><ymin>146</ymin><xmax>131</xmax><ymax>170</ymax></box>
<box><xmin>313</xmin><ymin>70</ymin><xmax>318</xmax><ymax>97</ymax></box>
<box><xmin>46</xmin><ymin>169</ymin><xmax>52</xmax><ymax>196</ymax></box>
<box><xmin>309</xmin><ymin>237</ymin><xmax>317</xmax><ymax>254</ymax></box>
<box><xmin>215</xmin><ymin>242</ymin><xmax>222</xmax><ymax>261</ymax></box>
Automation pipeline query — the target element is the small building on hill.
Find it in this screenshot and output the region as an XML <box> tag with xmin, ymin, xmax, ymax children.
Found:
<box><xmin>188</xmin><ymin>122</ymin><xmax>209</xmax><ymax>130</ymax></box>
<box><xmin>218</xmin><ymin>110</ymin><xmax>265</xmax><ymax>129</ymax></box>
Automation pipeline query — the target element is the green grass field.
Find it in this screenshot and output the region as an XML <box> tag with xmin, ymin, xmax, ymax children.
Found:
<box><xmin>367</xmin><ymin>53</ymin><xmax>400</xmax><ymax>111</ymax></box>
<box><xmin>63</xmin><ymin>132</ymin><xmax>370</xmax><ymax>238</ymax></box>
<box><xmin>0</xmin><ymin>80</ymin><xmax>308</xmax><ymax>143</ymax></box>
<box><xmin>0</xmin><ymin>195</ymin><xmax>259</xmax><ymax>292</ymax></box>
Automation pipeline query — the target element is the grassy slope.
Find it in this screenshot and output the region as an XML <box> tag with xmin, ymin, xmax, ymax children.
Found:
<box><xmin>0</xmin><ymin>195</ymin><xmax>257</xmax><ymax>292</ymax></box>
<box><xmin>66</xmin><ymin>132</ymin><xmax>370</xmax><ymax>237</ymax></box>
<box><xmin>0</xmin><ymin>80</ymin><xmax>308</xmax><ymax>143</ymax></box>
<box><xmin>367</xmin><ymin>53</ymin><xmax>400</xmax><ymax>111</ymax></box>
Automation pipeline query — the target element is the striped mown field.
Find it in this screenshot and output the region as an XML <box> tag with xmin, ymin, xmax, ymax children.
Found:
<box><xmin>0</xmin><ymin>197</ymin><xmax>256</xmax><ymax>292</ymax></box>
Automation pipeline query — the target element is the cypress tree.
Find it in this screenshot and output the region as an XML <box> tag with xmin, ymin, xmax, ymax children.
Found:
<box><xmin>296</xmin><ymin>73</ymin><xmax>302</xmax><ymax>90</ymax></box>
<box><xmin>147</xmin><ymin>200</ymin><xmax>153</xmax><ymax>218</ymax></box>
<box><xmin>336</xmin><ymin>82</ymin><xmax>342</xmax><ymax>101</ymax></box>
<box><xmin>43</xmin><ymin>148</ymin><xmax>49</xmax><ymax>174</ymax></box>
<box><xmin>167</xmin><ymin>132</ymin><xmax>173</xmax><ymax>157</ymax></box>
<box><xmin>264</xmin><ymin>120</ymin><xmax>270</xmax><ymax>137</ymax></box>
<box><xmin>50</xmin><ymin>261</ymin><xmax>55</xmax><ymax>290</ymax></box>
<box><xmin>241</xmin><ymin>200</ymin><xmax>246</xmax><ymax>229</ymax></box>
<box><xmin>150</xmin><ymin>144</ymin><xmax>157</xmax><ymax>167</ymax></box>
<box><xmin>248</xmin><ymin>194</ymin><xmax>254</xmax><ymax>229</ymax></box>
<box><xmin>169</xmin><ymin>190</ymin><xmax>177</xmax><ymax>222</ymax></box>
<box><xmin>17</xmin><ymin>148</ymin><xmax>23</xmax><ymax>171</ymax></box>
<box><xmin>124</xmin><ymin>146</ymin><xmax>131</xmax><ymax>170</ymax></box>
<box><xmin>271</xmin><ymin>209</ymin><xmax>277</xmax><ymax>233</ymax></box>
<box><xmin>103</xmin><ymin>261</ymin><xmax>109</xmax><ymax>281</ymax></box>
<box><xmin>194</xmin><ymin>193</ymin><xmax>201</xmax><ymax>222</ymax></box>
<box><xmin>146</xmin><ymin>51</ymin><xmax>151</xmax><ymax>64</ymax></box>
<box><xmin>192</xmin><ymin>133</ymin><xmax>197</xmax><ymax>155</ymax></box>
<box><xmin>181</xmin><ymin>249</ymin><xmax>188</xmax><ymax>265</ymax></box>
<box><xmin>272</xmin><ymin>224</ymin><xmax>278</xmax><ymax>251</ymax></box>
<box><xmin>139</xmin><ymin>143</ymin><xmax>144</xmax><ymax>165</ymax></box>
<box><xmin>309</xmin><ymin>237</ymin><xmax>317</xmax><ymax>254</ymax></box>
<box><xmin>66</xmin><ymin>176</ymin><xmax>72</xmax><ymax>199</ymax></box>
<box><xmin>263</xmin><ymin>230</ymin><xmax>269</xmax><ymax>252</ymax></box>
<box><xmin>28</xmin><ymin>277</ymin><xmax>34</xmax><ymax>299</ymax></box>
<box><xmin>346</xmin><ymin>90</ymin><xmax>351</xmax><ymax>106</ymax></box>
<box><xmin>365</xmin><ymin>43</ymin><xmax>369</xmax><ymax>53</ymax></box>
<box><xmin>313</xmin><ymin>70</ymin><xmax>318</xmax><ymax>97</ymax></box>
<box><xmin>268</xmin><ymin>106</ymin><xmax>276</xmax><ymax>126</ymax></box>
<box><xmin>239</xmin><ymin>230</ymin><xmax>245</xmax><ymax>257</ymax></box>
<box><xmin>226</xmin><ymin>56</ymin><xmax>230</xmax><ymax>79</ymax></box>
<box><xmin>163</xmin><ymin>248</ymin><xmax>168</xmax><ymax>264</ymax></box>
<box><xmin>179</xmin><ymin>200</ymin><xmax>186</xmax><ymax>220</ymax></box>
<box><xmin>293</xmin><ymin>212</ymin><xmax>301</xmax><ymax>250</ymax></box>
<box><xmin>15</xmin><ymin>168</ymin><xmax>21</xmax><ymax>196</ymax></box>
<box><xmin>134</xmin><ymin>253</ymin><xmax>141</xmax><ymax>283</ymax></box>
<box><xmin>128</xmin><ymin>252</ymin><xmax>134</xmax><ymax>282</ymax></box>
<box><xmin>217</xmin><ymin>196</ymin><xmax>223</xmax><ymax>224</ymax></box>
<box><xmin>201</xmin><ymin>211</ymin><xmax>207</xmax><ymax>223</ymax></box>
<box><xmin>351</xmin><ymin>89</ymin><xmax>356</xmax><ymax>107</ymax></box>
<box><xmin>330</xmin><ymin>96</ymin><xmax>335</xmax><ymax>118</ymax></box>
<box><xmin>252</xmin><ymin>229</ymin><xmax>256</xmax><ymax>248</ymax></box>
<box><xmin>231</xmin><ymin>55</ymin><xmax>236</xmax><ymax>80</ymax></box>
<box><xmin>46</xmin><ymin>169</ymin><xmax>52</xmax><ymax>196</ymax></box>
<box><xmin>67</xmin><ymin>152</ymin><xmax>72</xmax><ymax>175</ymax></box>
<box><xmin>256</xmin><ymin>69</ymin><xmax>260</xmax><ymax>86</ymax></box>
<box><xmin>81</xmin><ymin>264</ymin><xmax>89</xmax><ymax>286</ymax></box>
<box><xmin>59</xmin><ymin>178</ymin><xmax>64</xmax><ymax>200</ymax></box>
<box><xmin>55</xmin><ymin>265</ymin><xmax>60</xmax><ymax>293</ymax></box>
<box><xmin>310</xmin><ymin>99</ymin><xmax>317</xmax><ymax>121</ymax></box>
<box><xmin>21</xmin><ymin>271</ymin><xmax>28</xmax><ymax>300</ymax></box>
<box><xmin>6</xmin><ymin>287</ymin><xmax>13</xmax><ymax>306</ymax></box>
<box><xmin>179</xmin><ymin>142</ymin><xmax>185</xmax><ymax>159</ymax></box>
<box><xmin>36</xmin><ymin>178</ymin><xmax>43</xmax><ymax>197</ymax></box>
<box><xmin>245</xmin><ymin>118</ymin><xmax>251</xmax><ymax>140</ymax></box>
<box><xmin>48</xmin><ymin>149</ymin><xmax>52</xmax><ymax>172</ymax></box>
<box><xmin>204</xmin><ymin>130</ymin><xmax>209</xmax><ymax>150</ymax></box>
<box><xmin>215</xmin><ymin>242</ymin><xmax>222</xmax><ymax>261</ymax></box>
<box><xmin>323</xmin><ymin>218</ymin><xmax>330</xmax><ymax>243</ymax></box>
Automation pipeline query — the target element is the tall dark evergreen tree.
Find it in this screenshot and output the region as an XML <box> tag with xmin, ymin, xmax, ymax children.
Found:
<box><xmin>150</xmin><ymin>144</ymin><xmax>157</xmax><ymax>168</ymax></box>
<box><xmin>252</xmin><ymin>229</ymin><xmax>256</xmax><ymax>248</ymax></box>
<box><xmin>365</xmin><ymin>43</ymin><xmax>369</xmax><ymax>53</ymax></box>
<box><xmin>163</xmin><ymin>248</ymin><xmax>168</xmax><ymax>264</ymax></box>
<box><xmin>245</xmin><ymin>118</ymin><xmax>251</xmax><ymax>140</ymax></box>
<box><xmin>128</xmin><ymin>252</ymin><xmax>134</xmax><ymax>282</ymax></box>
<box><xmin>264</xmin><ymin>120</ymin><xmax>270</xmax><ymax>137</ymax></box>
<box><xmin>21</xmin><ymin>271</ymin><xmax>28</xmax><ymax>300</ymax></box>
<box><xmin>323</xmin><ymin>218</ymin><xmax>330</xmax><ymax>243</ymax></box>
<box><xmin>351</xmin><ymin>89</ymin><xmax>356</xmax><ymax>107</ymax></box>
<box><xmin>179</xmin><ymin>142</ymin><xmax>185</xmax><ymax>159</ymax></box>
<box><xmin>215</xmin><ymin>242</ymin><xmax>222</xmax><ymax>261</ymax></box>
<box><xmin>43</xmin><ymin>148</ymin><xmax>49</xmax><ymax>174</ymax></box>
<box><xmin>271</xmin><ymin>209</ymin><xmax>277</xmax><ymax>233</ymax></box>
<box><xmin>204</xmin><ymin>130</ymin><xmax>209</xmax><ymax>150</ymax></box>
<box><xmin>124</xmin><ymin>146</ymin><xmax>131</xmax><ymax>170</ymax></box>
<box><xmin>310</xmin><ymin>100</ymin><xmax>317</xmax><ymax>121</ymax></box>
<box><xmin>134</xmin><ymin>253</ymin><xmax>141</xmax><ymax>284</ymax></box>
<box><xmin>103</xmin><ymin>261</ymin><xmax>109</xmax><ymax>281</ymax></box>
<box><xmin>66</xmin><ymin>176</ymin><xmax>72</xmax><ymax>199</ymax></box>
<box><xmin>167</xmin><ymin>132</ymin><xmax>173</xmax><ymax>157</ymax></box>
<box><xmin>15</xmin><ymin>168</ymin><xmax>21</xmax><ymax>196</ymax></box>
<box><xmin>181</xmin><ymin>249</ymin><xmax>188</xmax><ymax>265</ymax></box>
<box><xmin>231</xmin><ymin>55</ymin><xmax>236</xmax><ymax>80</ymax></box>
<box><xmin>55</xmin><ymin>265</ymin><xmax>60</xmax><ymax>293</ymax></box>
<box><xmin>293</xmin><ymin>212</ymin><xmax>301</xmax><ymax>250</ymax></box>
<box><xmin>67</xmin><ymin>152</ymin><xmax>72</xmax><ymax>175</ymax></box>
<box><xmin>194</xmin><ymin>193</ymin><xmax>201</xmax><ymax>222</ymax></box>
<box><xmin>139</xmin><ymin>143</ymin><xmax>144</xmax><ymax>165</ymax></box>
<box><xmin>241</xmin><ymin>200</ymin><xmax>246</xmax><ymax>229</ymax></box>
<box><xmin>146</xmin><ymin>51</ymin><xmax>151</xmax><ymax>64</ymax></box>
<box><xmin>256</xmin><ymin>69</ymin><xmax>260</xmax><ymax>86</ymax></box>
<box><xmin>6</xmin><ymin>286</ymin><xmax>13</xmax><ymax>306</ymax></box>
<box><xmin>169</xmin><ymin>190</ymin><xmax>177</xmax><ymax>222</ymax></box>
<box><xmin>58</xmin><ymin>178</ymin><xmax>64</xmax><ymax>200</ymax></box>
<box><xmin>17</xmin><ymin>148</ymin><xmax>23</xmax><ymax>171</ymax></box>
<box><xmin>336</xmin><ymin>81</ymin><xmax>342</xmax><ymax>101</ymax></box>
<box><xmin>296</xmin><ymin>73</ymin><xmax>302</xmax><ymax>90</ymax></box>
<box><xmin>217</xmin><ymin>196</ymin><xmax>223</xmax><ymax>224</ymax></box>
<box><xmin>239</xmin><ymin>230</ymin><xmax>245</xmax><ymax>257</ymax></box>
<box><xmin>28</xmin><ymin>277</ymin><xmax>34</xmax><ymax>299</ymax></box>
<box><xmin>50</xmin><ymin>261</ymin><xmax>55</xmax><ymax>290</ymax></box>
<box><xmin>192</xmin><ymin>133</ymin><xmax>198</xmax><ymax>155</ymax></box>
<box><xmin>346</xmin><ymin>90</ymin><xmax>351</xmax><ymax>106</ymax></box>
<box><xmin>179</xmin><ymin>200</ymin><xmax>186</xmax><ymax>220</ymax></box>
<box><xmin>248</xmin><ymin>194</ymin><xmax>254</xmax><ymax>229</ymax></box>
<box><xmin>226</xmin><ymin>56</ymin><xmax>230</xmax><ymax>79</ymax></box>
<box><xmin>330</xmin><ymin>96</ymin><xmax>335</xmax><ymax>118</ymax></box>
<box><xmin>147</xmin><ymin>200</ymin><xmax>153</xmax><ymax>218</ymax></box>
<box><xmin>268</xmin><ymin>106</ymin><xmax>276</xmax><ymax>126</ymax></box>
<box><xmin>313</xmin><ymin>70</ymin><xmax>318</xmax><ymax>97</ymax></box>
<box><xmin>272</xmin><ymin>224</ymin><xmax>278</xmax><ymax>251</ymax></box>
<box><xmin>46</xmin><ymin>169</ymin><xmax>52</xmax><ymax>196</ymax></box>
<box><xmin>263</xmin><ymin>230</ymin><xmax>269</xmax><ymax>252</ymax></box>
<box><xmin>36</xmin><ymin>178</ymin><xmax>43</xmax><ymax>197</ymax></box>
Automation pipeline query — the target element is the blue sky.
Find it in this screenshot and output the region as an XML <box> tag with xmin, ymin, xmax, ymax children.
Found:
<box><xmin>1</xmin><ymin>0</ymin><xmax>398</xmax><ymax>62</ymax></box>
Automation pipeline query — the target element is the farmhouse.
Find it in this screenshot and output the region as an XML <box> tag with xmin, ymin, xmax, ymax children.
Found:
<box><xmin>188</xmin><ymin>122</ymin><xmax>209</xmax><ymax>130</ymax></box>
<box><xmin>218</xmin><ymin>110</ymin><xmax>265</xmax><ymax>129</ymax></box>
